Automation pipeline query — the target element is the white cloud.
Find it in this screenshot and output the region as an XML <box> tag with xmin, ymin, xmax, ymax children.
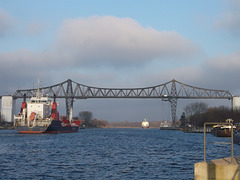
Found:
<box><xmin>2</xmin><ymin>15</ymin><xmax>239</xmax><ymax>96</ymax></box>
<box><xmin>0</xmin><ymin>16</ymin><xmax>201</xmax><ymax>82</ymax></box>
<box><xmin>25</xmin><ymin>22</ymin><xmax>45</xmax><ymax>36</ymax></box>
<box><xmin>214</xmin><ymin>0</ymin><xmax>240</xmax><ymax>34</ymax></box>
<box><xmin>53</xmin><ymin>16</ymin><xmax>200</xmax><ymax>67</ymax></box>
<box><xmin>0</xmin><ymin>8</ymin><xmax>15</xmax><ymax>37</ymax></box>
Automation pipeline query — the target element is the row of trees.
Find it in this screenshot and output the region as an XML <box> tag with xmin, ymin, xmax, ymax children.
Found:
<box><xmin>180</xmin><ymin>102</ymin><xmax>240</xmax><ymax>128</ymax></box>
<box><xmin>78</xmin><ymin>111</ymin><xmax>109</xmax><ymax>128</ymax></box>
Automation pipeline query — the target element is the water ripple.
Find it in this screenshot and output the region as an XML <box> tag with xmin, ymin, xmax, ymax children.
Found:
<box><xmin>0</xmin><ymin>128</ymin><xmax>238</xmax><ymax>179</ymax></box>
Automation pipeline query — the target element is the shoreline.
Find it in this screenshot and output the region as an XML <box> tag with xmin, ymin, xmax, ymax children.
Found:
<box><xmin>0</xmin><ymin>126</ymin><xmax>160</xmax><ymax>130</ymax></box>
<box><xmin>0</xmin><ymin>126</ymin><xmax>14</xmax><ymax>130</ymax></box>
<box><xmin>108</xmin><ymin>126</ymin><xmax>159</xmax><ymax>129</ymax></box>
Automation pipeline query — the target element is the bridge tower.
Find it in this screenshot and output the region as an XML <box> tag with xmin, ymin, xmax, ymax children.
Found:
<box><xmin>66</xmin><ymin>79</ymin><xmax>74</xmax><ymax>121</ymax></box>
<box><xmin>1</xmin><ymin>96</ymin><xmax>15</xmax><ymax>123</ymax></box>
<box><xmin>170</xmin><ymin>80</ymin><xmax>177</xmax><ymax>125</ymax></box>
<box><xmin>233</xmin><ymin>96</ymin><xmax>240</xmax><ymax>110</ymax></box>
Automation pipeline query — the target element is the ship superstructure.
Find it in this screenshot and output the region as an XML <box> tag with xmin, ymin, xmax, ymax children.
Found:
<box><xmin>14</xmin><ymin>80</ymin><xmax>81</xmax><ymax>133</ymax></box>
<box><xmin>141</xmin><ymin>118</ymin><xmax>149</xmax><ymax>129</ymax></box>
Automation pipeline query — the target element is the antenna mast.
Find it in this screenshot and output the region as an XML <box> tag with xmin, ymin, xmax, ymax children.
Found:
<box><xmin>37</xmin><ymin>78</ymin><xmax>40</xmax><ymax>98</ymax></box>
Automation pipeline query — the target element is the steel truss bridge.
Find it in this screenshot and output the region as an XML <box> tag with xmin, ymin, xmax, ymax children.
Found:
<box><xmin>11</xmin><ymin>79</ymin><xmax>232</xmax><ymax>123</ymax></box>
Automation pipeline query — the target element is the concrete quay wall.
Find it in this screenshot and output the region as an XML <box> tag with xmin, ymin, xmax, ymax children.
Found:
<box><xmin>194</xmin><ymin>157</ymin><xmax>240</xmax><ymax>180</ymax></box>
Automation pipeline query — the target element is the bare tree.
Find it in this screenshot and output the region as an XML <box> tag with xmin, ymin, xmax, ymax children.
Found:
<box><xmin>78</xmin><ymin>111</ymin><xmax>109</xmax><ymax>128</ymax></box>
<box><xmin>189</xmin><ymin>106</ymin><xmax>240</xmax><ymax>127</ymax></box>
<box><xmin>184</xmin><ymin>102</ymin><xmax>208</xmax><ymax>117</ymax></box>
<box><xmin>78</xmin><ymin>111</ymin><xmax>93</xmax><ymax>127</ymax></box>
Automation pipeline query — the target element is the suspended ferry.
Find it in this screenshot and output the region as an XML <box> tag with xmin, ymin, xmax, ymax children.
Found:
<box><xmin>141</xmin><ymin>118</ymin><xmax>149</xmax><ymax>129</ymax></box>
<box><xmin>14</xmin><ymin>80</ymin><xmax>81</xmax><ymax>133</ymax></box>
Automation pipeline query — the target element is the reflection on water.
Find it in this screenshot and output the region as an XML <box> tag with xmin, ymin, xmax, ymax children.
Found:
<box><xmin>0</xmin><ymin>129</ymin><xmax>238</xmax><ymax>179</ymax></box>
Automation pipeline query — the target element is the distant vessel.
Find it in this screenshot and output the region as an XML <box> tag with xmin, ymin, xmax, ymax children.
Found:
<box><xmin>159</xmin><ymin>121</ymin><xmax>171</xmax><ymax>128</ymax></box>
<box><xmin>14</xmin><ymin>79</ymin><xmax>81</xmax><ymax>133</ymax></box>
<box><xmin>141</xmin><ymin>118</ymin><xmax>149</xmax><ymax>129</ymax></box>
<box><xmin>159</xmin><ymin>121</ymin><xmax>179</xmax><ymax>130</ymax></box>
<box><xmin>211</xmin><ymin>119</ymin><xmax>235</xmax><ymax>137</ymax></box>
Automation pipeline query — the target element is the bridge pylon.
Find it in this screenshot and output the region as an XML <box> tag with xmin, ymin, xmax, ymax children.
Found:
<box><xmin>170</xmin><ymin>98</ymin><xmax>177</xmax><ymax>125</ymax></box>
<box><xmin>170</xmin><ymin>79</ymin><xmax>177</xmax><ymax>125</ymax></box>
<box><xmin>66</xmin><ymin>79</ymin><xmax>74</xmax><ymax>121</ymax></box>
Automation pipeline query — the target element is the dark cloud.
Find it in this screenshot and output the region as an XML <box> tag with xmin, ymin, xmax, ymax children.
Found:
<box><xmin>167</xmin><ymin>51</ymin><xmax>240</xmax><ymax>94</ymax></box>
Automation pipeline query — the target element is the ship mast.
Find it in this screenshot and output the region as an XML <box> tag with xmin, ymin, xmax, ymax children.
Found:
<box><xmin>36</xmin><ymin>78</ymin><xmax>40</xmax><ymax>99</ymax></box>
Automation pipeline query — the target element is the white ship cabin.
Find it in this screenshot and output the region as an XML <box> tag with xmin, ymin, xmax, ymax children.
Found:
<box><xmin>27</xmin><ymin>96</ymin><xmax>51</xmax><ymax>120</ymax></box>
<box><xmin>142</xmin><ymin>118</ymin><xmax>149</xmax><ymax>128</ymax></box>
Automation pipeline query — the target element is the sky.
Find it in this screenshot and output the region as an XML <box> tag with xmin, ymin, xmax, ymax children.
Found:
<box><xmin>0</xmin><ymin>0</ymin><xmax>240</xmax><ymax>122</ymax></box>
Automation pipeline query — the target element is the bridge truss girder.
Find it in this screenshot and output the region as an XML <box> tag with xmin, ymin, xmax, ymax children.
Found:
<box><xmin>12</xmin><ymin>79</ymin><xmax>233</xmax><ymax>122</ymax></box>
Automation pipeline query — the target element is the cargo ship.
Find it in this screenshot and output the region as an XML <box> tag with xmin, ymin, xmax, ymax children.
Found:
<box><xmin>14</xmin><ymin>82</ymin><xmax>81</xmax><ymax>133</ymax></box>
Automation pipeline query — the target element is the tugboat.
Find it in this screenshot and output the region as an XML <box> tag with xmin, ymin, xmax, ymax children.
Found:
<box><xmin>14</xmin><ymin>80</ymin><xmax>81</xmax><ymax>133</ymax></box>
<box><xmin>141</xmin><ymin>118</ymin><xmax>149</xmax><ymax>129</ymax></box>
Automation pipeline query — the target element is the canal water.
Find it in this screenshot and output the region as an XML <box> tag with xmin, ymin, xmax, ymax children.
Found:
<box><xmin>0</xmin><ymin>128</ymin><xmax>239</xmax><ymax>179</ymax></box>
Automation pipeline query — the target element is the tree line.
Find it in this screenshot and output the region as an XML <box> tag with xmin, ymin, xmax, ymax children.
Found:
<box><xmin>180</xmin><ymin>102</ymin><xmax>240</xmax><ymax>128</ymax></box>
